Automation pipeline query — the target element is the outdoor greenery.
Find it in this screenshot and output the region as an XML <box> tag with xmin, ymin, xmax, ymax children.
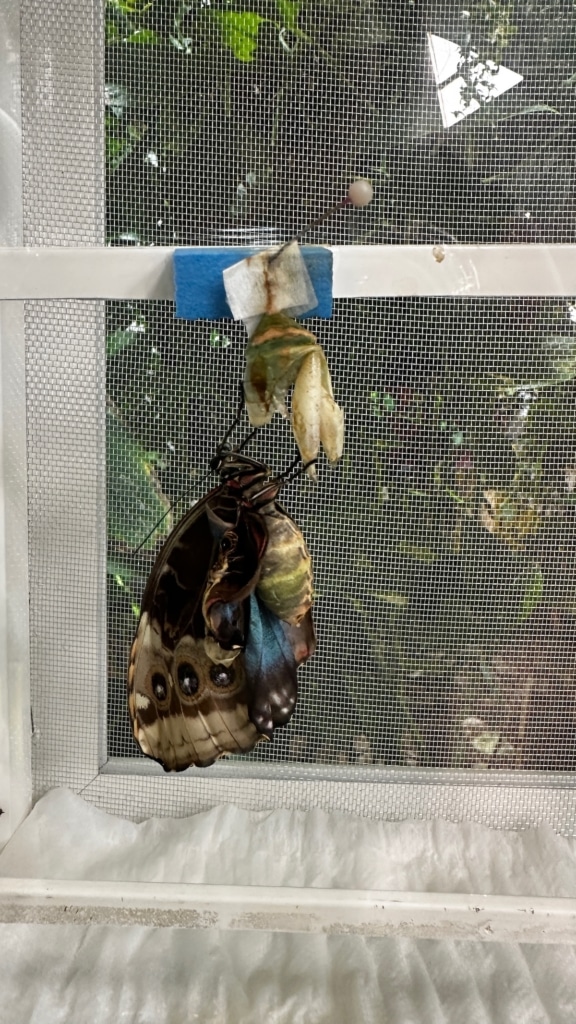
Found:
<box><xmin>106</xmin><ymin>1</ymin><xmax>576</xmax><ymax>770</ymax></box>
<box><xmin>106</xmin><ymin>0</ymin><xmax>576</xmax><ymax>245</ymax></box>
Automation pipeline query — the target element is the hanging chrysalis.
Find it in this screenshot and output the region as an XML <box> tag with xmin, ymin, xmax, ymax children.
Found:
<box><xmin>226</xmin><ymin>180</ymin><xmax>373</xmax><ymax>477</ymax></box>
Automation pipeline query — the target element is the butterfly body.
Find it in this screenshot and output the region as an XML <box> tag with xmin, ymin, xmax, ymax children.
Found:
<box><xmin>128</xmin><ymin>452</ymin><xmax>315</xmax><ymax>771</ymax></box>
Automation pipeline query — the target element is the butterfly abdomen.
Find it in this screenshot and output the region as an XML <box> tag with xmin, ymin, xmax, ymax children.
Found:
<box><xmin>257</xmin><ymin>506</ymin><xmax>313</xmax><ymax>625</ymax></box>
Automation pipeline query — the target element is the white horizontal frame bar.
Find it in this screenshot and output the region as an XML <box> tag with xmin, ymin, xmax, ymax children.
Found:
<box><xmin>104</xmin><ymin>755</ymin><xmax>576</xmax><ymax>791</ymax></box>
<box><xmin>1</xmin><ymin>245</ymin><xmax>576</xmax><ymax>301</ymax></box>
<box><xmin>2</xmin><ymin>878</ymin><xmax>576</xmax><ymax>942</ymax></box>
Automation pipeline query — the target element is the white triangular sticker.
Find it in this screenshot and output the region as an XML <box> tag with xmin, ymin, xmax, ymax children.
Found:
<box><xmin>427</xmin><ymin>33</ymin><xmax>462</xmax><ymax>85</ymax></box>
<box><xmin>427</xmin><ymin>33</ymin><xmax>523</xmax><ymax>128</ymax></box>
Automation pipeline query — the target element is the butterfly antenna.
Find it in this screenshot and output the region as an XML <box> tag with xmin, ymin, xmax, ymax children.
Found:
<box><xmin>280</xmin><ymin>456</ymin><xmax>317</xmax><ymax>484</ymax></box>
<box><xmin>217</xmin><ymin>382</ymin><xmax>246</xmax><ymax>453</ymax></box>
<box><xmin>133</xmin><ymin>390</ymin><xmax>260</xmax><ymax>554</ymax></box>
<box><xmin>132</xmin><ymin>505</ymin><xmax>175</xmax><ymax>555</ymax></box>
<box><xmin>236</xmin><ymin>426</ymin><xmax>260</xmax><ymax>452</ymax></box>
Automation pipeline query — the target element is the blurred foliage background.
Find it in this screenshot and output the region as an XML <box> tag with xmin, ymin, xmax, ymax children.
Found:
<box><xmin>106</xmin><ymin>0</ymin><xmax>576</xmax><ymax>771</ymax></box>
<box><xmin>105</xmin><ymin>0</ymin><xmax>576</xmax><ymax>245</ymax></box>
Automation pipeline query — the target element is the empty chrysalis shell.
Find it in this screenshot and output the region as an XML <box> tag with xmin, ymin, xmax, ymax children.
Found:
<box><xmin>244</xmin><ymin>314</ymin><xmax>318</xmax><ymax>425</ymax></box>
<box><xmin>291</xmin><ymin>348</ymin><xmax>344</xmax><ymax>477</ymax></box>
<box><xmin>244</xmin><ymin>313</ymin><xmax>344</xmax><ymax>478</ymax></box>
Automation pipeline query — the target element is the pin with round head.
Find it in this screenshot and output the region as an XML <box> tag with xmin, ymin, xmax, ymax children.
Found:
<box><xmin>293</xmin><ymin>178</ymin><xmax>374</xmax><ymax>241</ymax></box>
<box><xmin>346</xmin><ymin>178</ymin><xmax>374</xmax><ymax>208</ymax></box>
<box><xmin>270</xmin><ymin>179</ymin><xmax>374</xmax><ymax>261</ymax></box>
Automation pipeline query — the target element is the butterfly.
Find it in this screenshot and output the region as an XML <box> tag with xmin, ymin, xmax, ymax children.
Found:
<box><xmin>127</xmin><ymin>451</ymin><xmax>315</xmax><ymax>771</ymax></box>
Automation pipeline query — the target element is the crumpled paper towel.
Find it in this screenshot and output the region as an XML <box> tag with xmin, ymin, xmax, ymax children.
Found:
<box><xmin>2</xmin><ymin>788</ymin><xmax>576</xmax><ymax>895</ymax></box>
<box><xmin>2</xmin><ymin>789</ymin><xmax>576</xmax><ymax>1024</ymax></box>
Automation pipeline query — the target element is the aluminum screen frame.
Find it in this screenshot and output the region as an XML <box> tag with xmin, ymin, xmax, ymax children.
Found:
<box><xmin>8</xmin><ymin>0</ymin><xmax>576</xmax><ymax>833</ymax></box>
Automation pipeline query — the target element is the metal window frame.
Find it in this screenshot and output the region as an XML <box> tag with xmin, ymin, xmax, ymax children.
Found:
<box><xmin>3</xmin><ymin>0</ymin><xmax>576</xmax><ymax>942</ymax></box>
<box><xmin>2</xmin><ymin>877</ymin><xmax>576</xmax><ymax>943</ymax></box>
<box><xmin>4</xmin><ymin>241</ymin><xmax>576</xmax><ymax>824</ymax></box>
<box><xmin>4</xmin><ymin>245</ymin><xmax>576</xmax><ymax>945</ymax></box>
<box><xmin>0</xmin><ymin>2</ymin><xmax>30</xmax><ymax>852</ymax></box>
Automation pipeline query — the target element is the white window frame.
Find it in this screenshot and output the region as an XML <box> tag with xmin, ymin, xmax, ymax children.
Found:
<box><xmin>3</xmin><ymin>0</ymin><xmax>576</xmax><ymax>940</ymax></box>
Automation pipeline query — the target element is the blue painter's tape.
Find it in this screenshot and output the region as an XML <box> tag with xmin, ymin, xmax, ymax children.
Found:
<box><xmin>173</xmin><ymin>246</ymin><xmax>333</xmax><ymax>320</ymax></box>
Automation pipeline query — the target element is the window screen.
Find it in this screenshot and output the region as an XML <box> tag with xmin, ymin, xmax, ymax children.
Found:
<box><xmin>107</xmin><ymin>294</ymin><xmax>576</xmax><ymax>772</ymax></box>
<box><xmin>105</xmin><ymin>1</ymin><xmax>576</xmax><ymax>247</ymax></box>
<box><xmin>20</xmin><ymin>0</ymin><xmax>576</xmax><ymax>812</ymax></box>
<box><xmin>103</xmin><ymin>2</ymin><xmax>576</xmax><ymax>775</ymax></box>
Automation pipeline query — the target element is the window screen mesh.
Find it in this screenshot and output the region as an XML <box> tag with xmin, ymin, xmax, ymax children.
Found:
<box><xmin>107</xmin><ymin>296</ymin><xmax>576</xmax><ymax>773</ymax></box>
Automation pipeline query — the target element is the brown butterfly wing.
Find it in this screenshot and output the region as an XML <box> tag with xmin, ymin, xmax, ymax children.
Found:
<box><xmin>128</xmin><ymin>619</ymin><xmax>261</xmax><ymax>770</ymax></box>
<box><xmin>128</xmin><ymin>489</ymin><xmax>267</xmax><ymax>771</ymax></box>
<box><xmin>202</xmin><ymin>502</ymin><xmax>267</xmax><ymax>650</ymax></box>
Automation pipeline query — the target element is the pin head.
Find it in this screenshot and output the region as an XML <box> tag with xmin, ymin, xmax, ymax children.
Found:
<box><xmin>347</xmin><ymin>178</ymin><xmax>374</xmax><ymax>208</ymax></box>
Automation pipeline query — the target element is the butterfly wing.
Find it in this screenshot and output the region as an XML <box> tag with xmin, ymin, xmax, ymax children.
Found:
<box><xmin>128</xmin><ymin>490</ymin><xmax>267</xmax><ymax>771</ymax></box>
<box><xmin>202</xmin><ymin>501</ymin><xmax>267</xmax><ymax>651</ymax></box>
<box><xmin>128</xmin><ymin>621</ymin><xmax>261</xmax><ymax>770</ymax></box>
<box><xmin>244</xmin><ymin>596</ymin><xmax>315</xmax><ymax>737</ymax></box>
